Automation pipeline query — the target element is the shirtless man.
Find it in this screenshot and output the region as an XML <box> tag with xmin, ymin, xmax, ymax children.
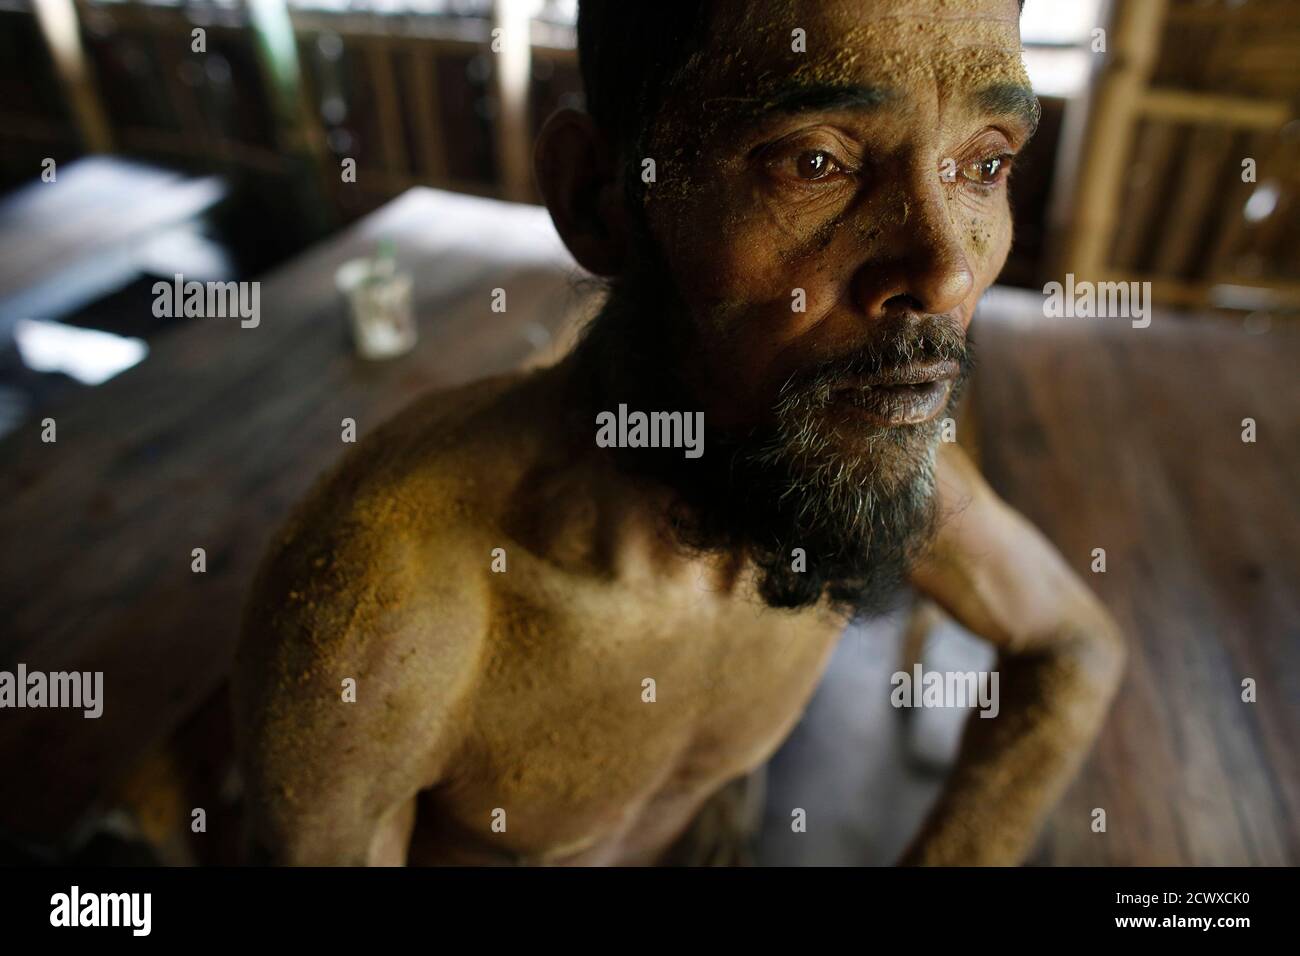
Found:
<box><xmin>233</xmin><ymin>0</ymin><xmax>1125</xmax><ymax>866</ymax></box>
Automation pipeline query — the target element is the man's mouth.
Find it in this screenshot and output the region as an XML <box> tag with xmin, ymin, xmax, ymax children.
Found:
<box><xmin>828</xmin><ymin>359</ymin><xmax>960</xmax><ymax>427</ymax></box>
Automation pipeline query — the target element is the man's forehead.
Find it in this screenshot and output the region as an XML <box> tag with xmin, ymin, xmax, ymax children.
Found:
<box><xmin>691</xmin><ymin>0</ymin><xmax>1027</xmax><ymax>103</ymax></box>
<box><xmin>709</xmin><ymin>0</ymin><xmax>1022</xmax><ymax>42</ymax></box>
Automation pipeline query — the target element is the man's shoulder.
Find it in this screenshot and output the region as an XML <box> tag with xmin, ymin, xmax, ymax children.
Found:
<box><xmin>307</xmin><ymin>368</ymin><xmax>559</xmax><ymax>537</ymax></box>
<box><xmin>240</xmin><ymin>371</ymin><xmax>552</xmax><ymax>648</ymax></box>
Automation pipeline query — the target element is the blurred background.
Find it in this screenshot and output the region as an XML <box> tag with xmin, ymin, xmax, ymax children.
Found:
<box><xmin>0</xmin><ymin>0</ymin><xmax>1296</xmax><ymax>866</ymax></box>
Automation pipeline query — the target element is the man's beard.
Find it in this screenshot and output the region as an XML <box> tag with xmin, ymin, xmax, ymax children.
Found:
<box><xmin>571</xmin><ymin>250</ymin><xmax>972</xmax><ymax>620</ymax></box>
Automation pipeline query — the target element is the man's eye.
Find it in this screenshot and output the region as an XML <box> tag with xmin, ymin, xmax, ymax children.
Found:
<box><xmin>768</xmin><ymin>148</ymin><xmax>844</xmax><ymax>183</ymax></box>
<box><xmin>795</xmin><ymin>150</ymin><xmax>836</xmax><ymax>180</ymax></box>
<box><xmin>961</xmin><ymin>154</ymin><xmax>1013</xmax><ymax>186</ymax></box>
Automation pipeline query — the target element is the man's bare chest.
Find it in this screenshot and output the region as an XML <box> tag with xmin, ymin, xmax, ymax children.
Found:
<box><xmin>428</xmin><ymin>563</ymin><xmax>844</xmax><ymax>860</ymax></box>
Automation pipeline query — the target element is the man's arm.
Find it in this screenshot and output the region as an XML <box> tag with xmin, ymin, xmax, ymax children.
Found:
<box><xmin>899</xmin><ymin>443</ymin><xmax>1126</xmax><ymax>865</ymax></box>
<box><xmin>233</xmin><ymin>496</ymin><xmax>487</xmax><ymax>866</ymax></box>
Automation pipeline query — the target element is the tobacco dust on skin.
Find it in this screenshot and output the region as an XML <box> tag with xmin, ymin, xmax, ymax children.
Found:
<box><xmin>238</xmin><ymin>420</ymin><xmax>486</xmax><ymax>804</ymax></box>
<box><xmin>640</xmin><ymin>1</ymin><xmax>1026</xmax><ymax>275</ymax></box>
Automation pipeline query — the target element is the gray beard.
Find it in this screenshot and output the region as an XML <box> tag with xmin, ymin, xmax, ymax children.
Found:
<box><xmin>571</xmin><ymin>260</ymin><xmax>968</xmax><ymax>619</ymax></box>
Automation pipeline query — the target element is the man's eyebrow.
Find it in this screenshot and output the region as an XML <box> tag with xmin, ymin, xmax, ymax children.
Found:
<box><xmin>714</xmin><ymin>80</ymin><xmax>1039</xmax><ymax>138</ymax></box>
<box><xmin>751</xmin><ymin>82</ymin><xmax>895</xmax><ymax>117</ymax></box>
<box><xmin>972</xmin><ymin>83</ymin><xmax>1041</xmax><ymax>138</ymax></box>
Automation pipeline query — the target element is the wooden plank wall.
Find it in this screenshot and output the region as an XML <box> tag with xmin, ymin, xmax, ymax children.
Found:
<box><xmin>1057</xmin><ymin>0</ymin><xmax>1299</xmax><ymax>313</ymax></box>
<box><xmin>10</xmin><ymin>1</ymin><xmax>583</xmax><ymax>216</ymax></box>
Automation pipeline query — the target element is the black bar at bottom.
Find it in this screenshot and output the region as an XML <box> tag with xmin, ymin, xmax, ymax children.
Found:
<box><xmin>0</xmin><ymin>866</ymin><xmax>1281</xmax><ymax>942</ymax></box>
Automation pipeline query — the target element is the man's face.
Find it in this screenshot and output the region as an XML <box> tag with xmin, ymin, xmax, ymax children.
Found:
<box><xmin>582</xmin><ymin>0</ymin><xmax>1034</xmax><ymax>613</ymax></box>
<box><xmin>640</xmin><ymin>0</ymin><xmax>1033</xmax><ymax>471</ymax></box>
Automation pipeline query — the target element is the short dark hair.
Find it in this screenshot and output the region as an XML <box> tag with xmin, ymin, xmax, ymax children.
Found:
<box><xmin>577</xmin><ymin>1</ymin><xmax>712</xmax><ymax>153</ymax></box>
<box><xmin>577</xmin><ymin>1</ymin><xmax>1026</xmax><ymax>151</ymax></box>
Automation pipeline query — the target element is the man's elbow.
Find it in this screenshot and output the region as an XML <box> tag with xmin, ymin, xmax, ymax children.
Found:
<box><xmin>1055</xmin><ymin>606</ymin><xmax>1128</xmax><ymax>711</ymax></box>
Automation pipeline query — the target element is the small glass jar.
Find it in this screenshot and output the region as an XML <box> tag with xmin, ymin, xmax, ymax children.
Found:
<box><xmin>335</xmin><ymin>246</ymin><xmax>417</xmax><ymax>360</ymax></box>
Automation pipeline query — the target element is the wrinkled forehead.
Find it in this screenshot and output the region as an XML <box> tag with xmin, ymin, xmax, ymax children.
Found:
<box><xmin>675</xmin><ymin>0</ymin><xmax>1028</xmax><ymax>116</ymax></box>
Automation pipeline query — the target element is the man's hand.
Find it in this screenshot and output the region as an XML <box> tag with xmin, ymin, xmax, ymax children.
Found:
<box><xmin>899</xmin><ymin>443</ymin><xmax>1126</xmax><ymax>865</ymax></box>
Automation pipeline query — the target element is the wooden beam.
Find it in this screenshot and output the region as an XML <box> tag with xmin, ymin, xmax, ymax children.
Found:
<box><xmin>1057</xmin><ymin>0</ymin><xmax>1168</xmax><ymax>281</ymax></box>
<box><xmin>1139</xmin><ymin>89</ymin><xmax>1290</xmax><ymax>130</ymax></box>
<box><xmin>491</xmin><ymin>0</ymin><xmax>534</xmax><ymax>202</ymax></box>
<box><xmin>409</xmin><ymin>51</ymin><xmax>449</xmax><ymax>183</ymax></box>
<box><xmin>31</xmin><ymin>0</ymin><xmax>112</xmax><ymax>152</ymax></box>
<box><xmin>246</xmin><ymin>0</ymin><xmax>333</xmax><ymax>233</ymax></box>
<box><xmin>367</xmin><ymin>39</ymin><xmax>408</xmax><ymax>176</ymax></box>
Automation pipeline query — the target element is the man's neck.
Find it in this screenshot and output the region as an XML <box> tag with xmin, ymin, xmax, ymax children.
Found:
<box><xmin>501</xmin><ymin>352</ymin><xmax>751</xmax><ymax>596</ymax></box>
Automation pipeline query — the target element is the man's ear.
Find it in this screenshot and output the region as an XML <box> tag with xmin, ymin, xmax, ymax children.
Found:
<box><xmin>533</xmin><ymin>108</ymin><xmax>628</xmax><ymax>277</ymax></box>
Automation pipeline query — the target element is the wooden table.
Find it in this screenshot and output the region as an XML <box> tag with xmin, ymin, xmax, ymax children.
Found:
<box><xmin>0</xmin><ymin>187</ymin><xmax>590</xmax><ymax>846</ymax></box>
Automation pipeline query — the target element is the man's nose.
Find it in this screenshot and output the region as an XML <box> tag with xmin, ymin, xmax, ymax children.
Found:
<box><xmin>850</xmin><ymin>184</ymin><xmax>975</xmax><ymax>320</ymax></box>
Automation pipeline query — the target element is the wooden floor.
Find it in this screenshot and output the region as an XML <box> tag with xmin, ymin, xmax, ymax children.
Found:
<box><xmin>973</xmin><ymin>290</ymin><xmax>1299</xmax><ymax>865</ymax></box>
<box><xmin>760</xmin><ymin>288</ymin><xmax>1300</xmax><ymax>866</ymax></box>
